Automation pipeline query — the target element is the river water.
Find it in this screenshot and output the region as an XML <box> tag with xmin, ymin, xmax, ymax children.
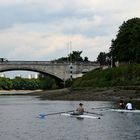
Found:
<box><xmin>0</xmin><ymin>95</ymin><xmax>140</xmax><ymax>140</ymax></box>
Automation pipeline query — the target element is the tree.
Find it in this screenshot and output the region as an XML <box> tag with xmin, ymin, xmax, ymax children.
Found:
<box><xmin>38</xmin><ymin>74</ymin><xmax>58</xmax><ymax>89</ymax></box>
<box><xmin>0</xmin><ymin>77</ymin><xmax>12</xmax><ymax>90</ymax></box>
<box><xmin>54</xmin><ymin>51</ymin><xmax>89</xmax><ymax>63</ymax></box>
<box><xmin>110</xmin><ymin>18</ymin><xmax>140</xmax><ymax>63</ymax></box>
<box><xmin>97</xmin><ymin>52</ymin><xmax>110</xmax><ymax>65</ymax></box>
<box><xmin>69</xmin><ymin>51</ymin><xmax>83</xmax><ymax>62</ymax></box>
<box><xmin>84</xmin><ymin>56</ymin><xmax>89</xmax><ymax>62</ymax></box>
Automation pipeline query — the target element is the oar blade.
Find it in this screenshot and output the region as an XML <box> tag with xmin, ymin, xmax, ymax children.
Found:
<box><xmin>39</xmin><ymin>113</ymin><xmax>46</xmax><ymax>118</ymax></box>
<box><xmin>38</xmin><ymin>110</ymin><xmax>74</xmax><ymax>118</ymax></box>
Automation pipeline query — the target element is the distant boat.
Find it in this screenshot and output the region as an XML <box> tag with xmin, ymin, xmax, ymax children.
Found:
<box><xmin>110</xmin><ymin>109</ymin><xmax>140</xmax><ymax>113</ymax></box>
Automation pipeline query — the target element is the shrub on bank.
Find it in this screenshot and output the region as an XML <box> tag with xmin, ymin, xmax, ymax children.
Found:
<box><xmin>72</xmin><ymin>64</ymin><xmax>140</xmax><ymax>87</ymax></box>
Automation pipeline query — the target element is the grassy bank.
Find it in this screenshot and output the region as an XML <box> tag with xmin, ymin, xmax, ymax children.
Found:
<box><xmin>73</xmin><ymin>64</ymin><xmax>140</xmax><ymax>88</ymax></box>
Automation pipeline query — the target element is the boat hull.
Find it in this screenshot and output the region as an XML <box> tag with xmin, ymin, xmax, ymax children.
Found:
<box><xmin>60</xmin><ymin>113</ymin><xmax>100</xmax><ymax>119</ymax></box>
<box><xmin>110</xmin><ymin>109</ymin><xmax>140</xmax><ymax>113</ymax></box>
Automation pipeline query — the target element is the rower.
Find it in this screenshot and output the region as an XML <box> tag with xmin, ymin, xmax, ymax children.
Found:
<box><xmin>118</xmin><ymin>99</ymin><xmax>125</xmax><ymax>109</ymax></box>
<box><xmin>71</xmin><ymin>103</ymin><xmax>84</xmax><ymax>115</ymax></box>
<box><xmin>125</xmin><ymin>101</ymin><xmax>133</xmax><ymax>110</ymax></box>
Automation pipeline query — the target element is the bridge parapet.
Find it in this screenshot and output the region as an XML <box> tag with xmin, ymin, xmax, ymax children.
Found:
<box><xmin>0</xmin><ymin>61</ymin><xmax>99</xmax><ymax>65</ymax></box>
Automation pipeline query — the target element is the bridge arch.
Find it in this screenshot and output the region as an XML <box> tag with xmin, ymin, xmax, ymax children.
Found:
<box><xmin>0</xmin><ymin>68</ymin><xmax>64</xmax><ymax>86</ymax></box>
<box><xmin>0</xmin><ymin>61</ymin><xmax>101</xmax><ymax>87</ymax></box>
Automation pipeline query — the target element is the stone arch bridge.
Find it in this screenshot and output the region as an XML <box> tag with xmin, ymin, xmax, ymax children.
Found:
<box><xmin>0</xmin><ymin>61</ymin><xmax>100</xmax><ymax>85</ymax></box>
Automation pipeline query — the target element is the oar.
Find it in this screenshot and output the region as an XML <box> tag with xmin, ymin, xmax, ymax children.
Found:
<box><xmin>39</xmin><ymin>110</ymin><xmax>74</xmax><ymax>118</ymax></box>
<box><xmin>84</xmin><ymin>111</ymin><xmax>103</xmax><ymax>116</ymax></box>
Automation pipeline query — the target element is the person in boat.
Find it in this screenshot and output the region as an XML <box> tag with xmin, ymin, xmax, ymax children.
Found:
<box><xmin>118</xmin><ymin>99</ymin><xmax>125</xmax><ymax>109</ymax></box>
<box><xmin>71</xmin><ymin>103</ymin><xmax>84</xmax><ymax>115</ymax></box>
<box><xmin>125</xmin><ymin>100</ymin><xmax>133</xmax><ymax>110</ymax></box>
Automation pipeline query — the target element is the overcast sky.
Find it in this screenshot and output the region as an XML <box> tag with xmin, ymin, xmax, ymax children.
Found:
<box><xmin>0</xmin><ymin>0</ymin><xmax>140</xmax><ymax>62</ymax></box>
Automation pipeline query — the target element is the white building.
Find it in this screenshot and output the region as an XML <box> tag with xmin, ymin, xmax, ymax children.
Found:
<box><xmin>17</xmin><ymin>74</ymin><xmax>22</xmax><ymax>78</ymax></box>
<box><xmin>28</xmin><ymin>74</ymin><xmax>32</xmax><ymax>79</ymax></box>
<box><xmin>34</xmin><ymin>74</ymin><xmax>38</xmax><ymax>79</ymax></box>
<box><xmin>0</xmin><ymin>74</ymin><xmax>6</xmax><ymax>78</ymax></box>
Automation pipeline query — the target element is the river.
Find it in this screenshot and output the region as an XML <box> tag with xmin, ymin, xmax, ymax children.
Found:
<box><xmin>0</xmin><ymin>95</ymin><xmax>140</xmax><ymax>140</ymax></box>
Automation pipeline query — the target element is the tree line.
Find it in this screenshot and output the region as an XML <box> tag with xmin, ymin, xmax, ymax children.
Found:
<box><xmin>97</xmin><ymin>17</ymin><xmax>140</xmax><ymax>66</ymax></box>
<box><xmin>53</xmin><ymin>51</ymin><xmax>89</xmax><ymax>63</ymax></box>
<box><xmin>0</xmin><ymin>74</ymin><xmax>58</xmax><ymax>90</ymax></box>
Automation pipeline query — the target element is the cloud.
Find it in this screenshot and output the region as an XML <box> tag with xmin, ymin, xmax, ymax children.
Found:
<box><xmin>0</xmin><ymin>0</ymin><xmax>140</xmax><ymax>62</ymax></box>
<box><xmin>0</xmin><ymin>0</ymin><xmax>139</xmax><ymax>30</ymax></box>
<box><xmin>0</xmin><ymin>0</ymin><xmax>20</xmax><ymax>5</ymax></box>
<box><xmin>0</xmin><ymin>23</ymin><xmax>111</xmax><ymax>61</ymax></box>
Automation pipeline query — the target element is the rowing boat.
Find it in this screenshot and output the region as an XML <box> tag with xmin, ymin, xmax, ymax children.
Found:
<box><xmin>60</xmin><ymin>113</ymin><xmax>101</xmax><ymax>119</ymax></box>
<box><xmin>110</xmin><ymin>109</ymin><xmax>140</xmax><ymax>113</ymax></box>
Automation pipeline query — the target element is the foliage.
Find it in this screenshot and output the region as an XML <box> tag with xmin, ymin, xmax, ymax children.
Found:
<box><xmin>72</xmin><ymin>64</ymin><xmax>140</xmax><ymax>87</ymax></box>
<box><xmin>110</xmin><ymin>18</ymin><xmax>140</xmax><ymax>63</ymax></box>
<box><xmin>0</xmin><ymin>74</ymin><xmax>58</xmax><ymax>90</ymax></box>
<box><xmin>97</xmin><ymin>52</ymin><xmax>111</xmax><ymax>65</ymax></box>
<box><xmin>64</xmin><ymin>79</ymin><xmax>73</xmax><ymax>87</ymax></box>
<box><xmin>38</xmin><ymin>74</ymin><xmax>58</xmax><ymax>90</ymax></box>
<box><xmin>84</xmin><ymin>56</ymin><xmax>89</xmax><ymax>62</ymax></box>
<box><xmin>54</xmin><ymin>50</ymin><xmax>89</xmax><ymax>63</ymax></box>
<box><xmin>0</xmin><ymin>77</ymin><xmax>12</xmax><ymax>90</ymax></box>
<box><xmin>68</xmin><ymin>51</ymin><xmax>83</xmax><ymax>62</ymax></box>
<box><xmin>11</xmin><ymin>77</ymin><xmax>40</xmax><ymax>90</ymax></box>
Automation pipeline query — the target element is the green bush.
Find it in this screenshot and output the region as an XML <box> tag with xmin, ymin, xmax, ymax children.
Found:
<box><xmin>73</xmin><ymin>64</ymin><xmax>140</xmax><ymax>87</ymax></box>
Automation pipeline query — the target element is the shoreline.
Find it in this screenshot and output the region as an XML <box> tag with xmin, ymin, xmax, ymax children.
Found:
<box><xmin>0</xmin><ymin>87</ymin><xmax>140</xmax><ymax>101</ymax></box>
<box><xmin>30</xmin><ymin>87</ymin><xmax>140</xmax><ymax>101</ymax></box>
<box><xmin>0</xmin><ymin>90</ymin><xmax>42</xmax><ymax>95</ymax></box>
<box><xmin>0</xmin><ymin>89</ymin><xmax>42</xmax><ymax>92</ymax></box>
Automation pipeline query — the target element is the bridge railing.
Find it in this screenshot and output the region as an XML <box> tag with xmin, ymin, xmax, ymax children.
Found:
<box><xmin>0</xmin><ymin>61</ymin><xmax>52</xmax><ymax>65</ymax></box>
<box><xmin>0</xmin><ymin>61</ymin><xmax>100</xmax><ymax>66</ymax></box>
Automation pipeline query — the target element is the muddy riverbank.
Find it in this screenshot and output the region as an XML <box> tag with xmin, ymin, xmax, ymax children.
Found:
<box><xmin>0</xmin><ymin>87</ymin><xmax>140</xmax><ymax>101</ymax></box>
<box><xmin>31</xmin><ymin>86</ymin><xmax>140</xmax><ymax>101</ymax></box>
